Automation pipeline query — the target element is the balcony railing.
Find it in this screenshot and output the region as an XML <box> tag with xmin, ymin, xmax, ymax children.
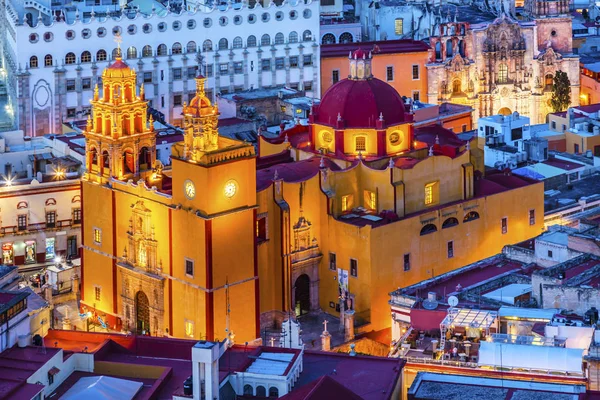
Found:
<box><xmin>1</xmin><ymin>219</ymin><xmax>77</xmax><ymax>236</ymax></box>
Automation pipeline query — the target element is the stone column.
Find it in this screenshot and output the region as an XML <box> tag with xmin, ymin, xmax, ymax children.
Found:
<box><xmin>76</xmin><ymin>63</ymin><xmax>83</xmax><ymax>113</ymax></box>
<box><xmin>312</xmin><ymin>41</ymin><xmax>319</xmax><ymax>94</ymax></box>
<box><xmin>298</xmin><ymin>43</ymin><xmax>305</xmax><ymax>90</ymax></box>
<box><xmin>152</xmin><ymin>57</ymin><xmax>160</xmax><ymax>108</ymax></box>
<box><xmin>256</xmin><ymin>48</ymin><xmax>263</xmax><ymax>89</ymax></box>
<box><xmin>137</xmin><ymin>58</ymin><xmax>144</xmax><ymax>89</ymax></box>
<box><xmin>228</xmin><ymin>50</ymin><xmax>234</xmax><ymax>93</ymax></box>
<box><xmin>243</xmin><ymin>48</ymin><xmax>249</xmax><ymax>90</ymax></box>
<box><xmin>344</xmin><ymin>309</ymin><xmax>355</xmax><ymax>342</ymax></box>
<box><xmin>54</xmin><ymin>64</ymin><xmax>67</xmax><ymax>134</ymax></box>
<box><xmin>270</xmin><ymin>46</ymin><xmax>276</xmax><ymax>86</ymax></box>
<box><xmin>284</xmin><ymin>44</ymin><xmax>291</xmax><ymax>87</ymax></box>
<box><xmin>167</xmin><ymin>54</ymin><xmax>174</xmax><ymax>122</ymax></box>
<box><xmin>182</xmin><ymin>53</ymin><xmax>189</xmax><ymax>99</ymax></box>
<box><xmin>321</xmin><ymin>318</ymin><xmax>331</xmax><ymax>351</ymax></box>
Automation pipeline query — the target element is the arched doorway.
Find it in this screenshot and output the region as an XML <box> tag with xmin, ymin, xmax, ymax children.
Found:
<box><xmin>294</xmin><ymin>274</ymin><xmax>310</xmax><ymax>317</ymax></box>
<box><xmin>135</xmin><ymin>291</ymin><xmax>150</xmax><ymax>334</ymax></box>
<box><xmin>498</xmin><ymin>107</ymin><xmax>512</xmax><ymax>116</ymax></box>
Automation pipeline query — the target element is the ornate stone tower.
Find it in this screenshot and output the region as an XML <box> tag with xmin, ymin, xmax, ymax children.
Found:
<box><xmin>348</xmin><ymin>49</ymin><xmax>373</xmax><ymax>80</ymax></box>
<box><xmin>83</xmin><ymin>54</ymin><xmax>156</xmax><ymax>184</ymax></box>
<box><xmin>181</xmin><ymin>74</ymin><xmax>219</xmax><ymax>160</ymax></box>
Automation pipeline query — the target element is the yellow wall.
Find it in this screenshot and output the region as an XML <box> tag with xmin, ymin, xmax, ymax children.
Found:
<box><xmin>565</xmin><ymin>130</ymin><xmax>600</xmax><ymax>155</ymax></box>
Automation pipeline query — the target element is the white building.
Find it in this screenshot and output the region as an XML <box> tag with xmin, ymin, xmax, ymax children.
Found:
<box><xmin>478</xmin><ymin>112</ymin><xmax>534</xmax><ymax>169</ymax></box>
<box><xmin>1</xmin><ymin>0</ymin><xmax>320</xmax><ymax>136</ymax></box>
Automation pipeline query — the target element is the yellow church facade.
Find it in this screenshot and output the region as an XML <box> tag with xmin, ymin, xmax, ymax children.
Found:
<box><xmin>81</xmin><ymin>56</ymin><xmax>258</xmax><ymax>342</ymax></box>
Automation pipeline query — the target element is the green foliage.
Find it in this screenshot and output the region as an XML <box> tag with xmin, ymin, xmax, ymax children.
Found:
<box><xmin>550</xmin><ymin>70</ymin><xmax>571</xmax><ymax>113</ymax></box>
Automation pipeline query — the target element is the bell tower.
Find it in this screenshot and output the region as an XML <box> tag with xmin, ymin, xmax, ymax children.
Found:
<box><xmin>181</xmin><ymin>74</ymin><xmax>220</xmax><ymax>161</ymax></box>
<box><xmin>83</xmin><ymin>54</ymin><xmax>156</xmax><ymax>184</ymax></box>
<box><xmin>348</xmin><ymin>49</ymin><xmax>373</xmax><ymax>80</ymax></box>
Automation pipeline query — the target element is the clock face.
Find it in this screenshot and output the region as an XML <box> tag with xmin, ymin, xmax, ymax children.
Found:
<box><xmin>224</xmin><ymin>180</ymin><xmax>238</xmax><ymax>199</ymax></box>
<box><xmin>184</xmin><ymin>180</ymin><xmax>195</xmax><ymax>200</ymax></box>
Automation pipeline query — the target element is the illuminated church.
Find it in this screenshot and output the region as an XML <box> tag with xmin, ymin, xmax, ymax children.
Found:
<box><xmin>82</xmin><ymin>49</ymin><xmax>544</xmax><ymax>341</ymax></box>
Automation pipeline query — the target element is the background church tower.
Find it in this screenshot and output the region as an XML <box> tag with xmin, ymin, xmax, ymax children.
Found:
<box><xmin>83</xmin><ymin>54</ymin><xmax>156</xmax><ymax>184</ymax></box>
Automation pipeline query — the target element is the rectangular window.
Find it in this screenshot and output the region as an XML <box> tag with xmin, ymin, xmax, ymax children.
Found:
<box><xmin>303</xmin><ymin>55</ymin><xmax>313</xmax><ymax>66</ymax></box>
<box><xmin>45</xmin><ymin>238</ymin><xmax>55</xmax><ymax>260</ymax></box>
<box><xmin>386</xmin><ymin>66</ymin><xmax>394</xmax><ymax>82</ymax></box>
<box><xmin>187</xmin><ymin>66</ymin><xmax>198</xmax><ymax>79</ymax></box>
<box><xmin>66</xmin><ymin>79</ymin><xmax>76</xmax><ymax>92</ymax></box>
<box><xmin>46</xmin><ymin>211</ymin><xmax>56</xmax><ymax>228</ymax></box>
<box><xmin>261</xmin><ymin>59</ymin><xmax>271</xmax><ymax>71</ymax></box>
<box><xmin>341</xmin><ymin>194</ymin><xmax>353</xmax><ymax>212</ymax></box>
<box><xmin>93</xmin><ymin>227</ymin><xmax>102</xmax><ymax>244</ymax></box>
<box><xmin>219</xmin><ymin>63</ymin><xmax>229</xmax><ymax>74</ymax></box>
<box><xmin>234</xmin><ymin>62</ymin><xmax>243</xmax><ymax>74</ymax></box>
<box><xmin>172</xmin><ymin>68</ymin><xmax>182</xmax><ymax>80</ymax></box>
<box><xmin>275</xmin><ymin>58</ymin><xmax>285</xmax><ymax>70</ymax></box>
<box><xmin>332</xmin><ymin>70</ymin><xmax>340</xmax><ymax>84</ymax></box>
<box><xmin>574</xmin><ymin>144</ymin><xmax>580</xmax><ymax>153</ymax></box>
<box><xmin>412</xmin><ymin>91</ymin><xmax>420</xmax><ymax>102</ymax></box>
<box><xmin>82</xmin><ymin>78</ymin><xmax>92</xmax><ymax>90</ymax></box>
<box><xmin>562</xmin><ymin>124</ymin><xmax>566</xmax><ymax>132</ymax></box>
<box><xmin>67</xmin><ymin>108</ymin><xmax>76</xmax><ymax>119</ymax></box>
<box><xmin>185</xmin><ymin>258</ymin><xmax>194</xmax><ymax>277</ymax></box>
<box><xmin>501</xmin><ymin>217</ymin><xmax>508</xmax><ymax>234</ymax></box>
<box><xmin>447</xmin><ymin>241</ymin><xmax>454</xmax><ymax>258</ymax></box>
<box><xmin>350</xmin><ymin>259</ymin><xmax>358</xmax><ymax>277</ymax></box>
<box><xmin>256</xmin><ymin>215</ymin><xmax>267</xmax><ymax>242</ymax></box>
<box><xmin>73</xmin><ymin>208</ymin><xmax>81</xmax><ymax>224</ymax></box>
<box><xmin>25</xmin><ymin>241</ymin><xmax>36</xmax><ymax>264</ymax></box>
<box><xmin>395</xmin><ymin>18</ymin><xmax>403</xmax><ymax>35</ymax></box>
<box><xmin>425</xmin><ymin>182</ymin><xmax>437</xmax><ymax>205</ymax></box>
<box><xmin>143</xmin><ymin>72</ymin><xmax>153</xmax><ymax>83</ymax></box>
<box><xmin>462</xmin><ymin>124</ymin><xmax>467</xmax><ymax>132</ymax></box>
<box><xmin>48</xmin><ymin>372</ymin><xmax>54</xmax><ymax>386</ymax></box>
<box><xmin>94</xmin><ymin>286</ymin><xmax>101</xmax><ymax>301</ymax></box>
<box><xmin>18</xmin><ymin>215</ymin><xmax>27</xmax><ymax>231</ymax></box>
<box><xmin>304</xmin><ymin>81</ymin><xmax>313</xmax><ymax>91</ymax></box>
<box><xmin>412</xmin><ymin>64</ymin><xmax>420</xmax><ymax>80</ymax></box>
<box><xmin>548</xmin><ymin>250</ymin><xmax>553</xmax><ymax>258</ymax></box>
<box><xmin>404</xmin><ymin>253</ymin><xmax>410</xmax><ymax>271</ymax></box>
<box><xmin>529</xmin><ymin>209</ymin><xmax>535</xmax><ymax>225</ymax></box>
<box><xmin>551</xmin><ymin>121</ymin><xmax>557</xmax><ymax>129</ymax></box>
<box><xmin>185</xmin><ymin>320</ymin><xmax>194</xmax><ymax>338</ymax></box>
<box><xmin>329</xmin><ymin>252</ymin><xmax>337</xmax><ymax>270</ymax></box>
<box><xmin>289</xmin><ymin>56</ymin><xmax>299</xmax><ymax>68</ymax></box>
<box><xmin>364</xmin><ymin>190</ymin><xmax>376</xmax><ymax>210</ymax></box>
<box><xmin>173</xmin><ymin>94</ymin><xmax>182</xmax><ymax>107</ymax></box>
<box><xmin>355</xmin><ymin>136</ymin><xmax>366</xmax><ymax>152</ymax></box>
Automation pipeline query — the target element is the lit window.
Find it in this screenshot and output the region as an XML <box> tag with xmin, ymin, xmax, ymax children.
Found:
<box><xmin>256</xmin><ymin>215</ymin><xmax>268</xmax><ymax>242</ymax></box>
<box><xmin>73</xmin><ymin>208</ymin><xmax>82</xmax><ymax>224</ymax></box>
<box><xmin>529</xmin><ymin>209</ymin><xmax>535</xmax><ymax>225</ymax></box>
<box><xmin>46</xmin><ymin>211</ymin><xmax>56</xmax><ymax>228</ymax></box>
<box><xmin>364</xmin><ymin>190</ymin><xmax>376</xmax><ymax>210</ymax></box>
<box><xmin>355</xmin><ymin>137</ymin><xmax>366</xmax><ymax>152</ymax></box>
<box><xmin>413</xmin><ymin>91</ymin><xmax>420</xmax><ymax>102</ymax></box>
<box><xmin>93</xmin><ymin>228</ymin><xmax>102</xmax><ymax>244</ymax></box>
<box><xmin>501</xmin><ymin>217</ymin><xmax>508</xmax><ymax>234</ymax></box>
<box><xmin>185</xmin><ymin>320</ymin><xmax>194</xmax><ymax>338</ymax></box>
<box><xmin>94</xmin><ymin>286</ymin><xmax>101</xmax><ymax>301</ymax></box>
<box><xmin>395</xmin><ymin>18</ymin><xmax>403</xmax><ymax>35</ymax></box>
<box><xmin>185</xmin><ymin>258</ymin><xmax>194</xmax><ymax>277</ymax></box>
<box><xmin>497</xmin><ymin>63</ymin><xmax>508</xmax><ymax>84</ymax></box>
<box><xmin>341</xmin><ymin>195</ymin><xmax>353</xmax><ymax>212</ymax></box>
<box><xmin>424</xmin><ymin>182</ymin><xmax>437</xmax><ymax>205</ymax></box>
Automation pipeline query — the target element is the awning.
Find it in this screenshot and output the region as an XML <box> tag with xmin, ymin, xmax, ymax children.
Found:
<box><xmin>48</xmin><ymin>366</ymin><xmax>60</xmax><ymax>376</ymax></box>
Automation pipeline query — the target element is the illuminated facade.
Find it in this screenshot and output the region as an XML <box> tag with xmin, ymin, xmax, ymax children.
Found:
<box><xmin>256</xmin><ymin>51</ymin><xmax>544</xmax><ymax>332</ymax></box>
<box><xmin>81</xmin><ymin>54</ymin><xmax>258</xmax><ymax>342</ymax></box>
<box><xmin>426</xmin><ymin>3</ymin><xmax>580</xmax><ymax>125</ymax></box>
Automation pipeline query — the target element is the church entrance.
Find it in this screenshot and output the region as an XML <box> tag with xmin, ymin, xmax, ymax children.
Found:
<box><xmin>498</xmin><ymin>107</ymin><xmax>512</xmax><ymax>116</ymax></box>
<box><xmin>135</xmin><ymin>291</ymin><xmax>150</xmax><ymax>334</ymax></box>
<box><xmin>294</xmin><ymin>274</ymin><xmax>310</xmax><ymax>317</ymax></box>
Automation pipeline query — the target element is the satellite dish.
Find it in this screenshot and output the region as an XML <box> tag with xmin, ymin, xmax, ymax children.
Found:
<box><xmin>448</xmin><ymin>296</ymin><xmax>459</xmax><ymax>307</ymax></box>
<box><xmin>422</xmin><ymin>299</ymin><xmax>438</xmax><ymax>310</ymax></box>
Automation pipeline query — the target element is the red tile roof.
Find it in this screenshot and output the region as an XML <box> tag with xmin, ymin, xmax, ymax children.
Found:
<box><xmin>281</xmin><ymin>375</ymin><xmax>364</xmax><ymax>400</ymax></box>
<box><xmin>256</xmin><ymin>157</ymin><xmax>341</xmax><ymax>192</ymax></box>
<box><xmin>542</xmin><ymin>158</ymin><xmax>585</xmax><ymax>171</ymax></box>
<box><xmin>321</xmin><ymin>39</ymin><xmax>430</xmax><ymax>58</ymax></box>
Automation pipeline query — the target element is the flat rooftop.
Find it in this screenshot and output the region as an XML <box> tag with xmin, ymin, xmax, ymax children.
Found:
<box><xmin>219</xmin><ymin>87</ymin><xmax>301</xmax><ymax>101</ymax></box>
<box><xmin>545</xmin><ymin>173</ymin><xmax>600</xmax><ymax>213</ymax></box>
<box><xmin>320</xmin><ymin>39</ymin><xmax>429</xmax><ymax>58</ymax></box>
<box><xmin>533</xmin><ymin>254</ymin><xmax>600</xmax><ymax>285</ymax></box>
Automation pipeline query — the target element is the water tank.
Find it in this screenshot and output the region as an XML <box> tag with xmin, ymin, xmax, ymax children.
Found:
<box><xmin>427</xmin><ymin>292</ymin><xmax>436</xmax><ymax>302</ymax></box>
<box><xmin>183</xmin><ymin>376</ymin><xmax>193</xmax><ymax>396</ymax></box>
<box><xmin>17</xmin><ymin>335</ymin><xmax>31</xmax><ymax>348</ymax></box>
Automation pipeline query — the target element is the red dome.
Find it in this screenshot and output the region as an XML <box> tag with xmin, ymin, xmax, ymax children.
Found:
<box><xmin>108</xmin><ymin>58</ymin><xmax>129</xmax><ymax>70</ymax></box>
<box><xmin>315</xmin><ymin>78</ymin><xmax>407</xmax><ymax>128</ymax></box>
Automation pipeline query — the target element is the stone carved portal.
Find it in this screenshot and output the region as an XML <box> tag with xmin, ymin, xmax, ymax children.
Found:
<box><xmin>119</xmin><ymin>200</ymin><xmax>165</xmax><ymax>335</ymax></box>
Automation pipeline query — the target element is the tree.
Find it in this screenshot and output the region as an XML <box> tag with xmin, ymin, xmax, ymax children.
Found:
<box><xmin>550</xmin><ymin>70</ymin><xmax>571</xmax><ymax>113</ymax></box>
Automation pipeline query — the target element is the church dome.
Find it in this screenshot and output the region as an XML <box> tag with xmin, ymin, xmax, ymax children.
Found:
<box><xmin>104</xmin><ymin>57</ymin><xmax>135</xmax><ymax>79</ymax></box>
<box><xmin>315</xmin><ymin>78</ymin><xmax>407</xmax><ymax>128</ymax></box>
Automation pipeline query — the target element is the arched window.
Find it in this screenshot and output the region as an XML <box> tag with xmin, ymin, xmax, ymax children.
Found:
<box><xmin>497</xmin><ymin>63</ymin><xmax>508</xmax><ymax>84</ymax></box>
<box><xmin>463</xmin><ymin>211</ymin><xmax>480</xmax><ymax>222</ymax></box>
<box><xmin>102</xmin><ymin>150</ymin><xmax>110</xmax><ymax>168</ymax></box>
<box><xmin>233</xmin><ymin>37</ymin><xmax>243</xmax><ymax>49</ymax></box>
<box><xmin>545</xmin><ymin>74</ymin><xmax>554</xmax><ymax>89</ymax></box>
<box><xmin>142</xmin><ymin>45</ymin><xmax>152</xmax><ymax>57</ymax></box>
<box><xmin>302</xmin><ymin>30</ymin><xmax>312</xmax><ymax>41</ymax></box>
<box><xmin>339</xmin><ymin>32</ymin><xmax>353</xmax><ymax>43</ymax></box>
<box><xmin>446</xmin><ymin>39</ymin><xmax>453</xmax><ymax>57</ymax></box>
<box><xmin>29</xmin><ymin>56</ymin><xmax>38</xmax><ymax>68</ymax></box>
<box><xmin>44</xmin><ymin>54</ymin><xmax>53</xmax><ymax>67</ymax></box>
<box><xmin>172</xmin><ymin>42</ymin><xmax>182</xmax><ymax>54</ymax></box>
<box><xmin>322</xmin><ymin>33</ymin><xmax>335</xmax><ymax>44</ymax></box>
<box><xmin>247</xmin><ymin>36</ymin><xmax>257</xmax><ymax>47</ymax></box>
<box><xmin>243</xmin><ymin>385</ymin><xmax>253</xmax><ymax>395</ymax></box>
<box><xmin>442</xmin><ymin>217</ymin><xmax>459</xmax><ymax>229</ymax></box>
<box><xmin>81</xmin><ymin>51</ymin><xmax>91</xmax><ymax>63</ymax></box>
<box><xmin>420</xmin><ymin>224</ymin><xmax>437</xmax><ymax>236</ymax></box>
<box><xmin>269</xmin><ymin>387</ymin><xmax>279</xmax><ymax>397</ymax></box>
<box><xmin>96</xmin><ymin>49</ymin><xmax>107</xmax><ymax>62</ymax></box>
<box><xmin>186</xmin><ymin>41</ymin><xmax>196</xmax><ymax>53</ymax></box>
<box><xmin>157</xmin><ymin>44</ymin><xmax>168</xmax><ymax>56</ymax></box>
<box><xmin>112</xmin><ymin>48</ymin><xmax>121</xmax><ymax>60</ymax></box>
<box><xmin>90</xmin><ymin>148</ymin><xmax>98</xmax><ymax>165</ymax></box>
<box><xmin>256</xmin><ymin>386</ymin><xmax>266</xmax><ymax>397</ymax></box>
<box><xmin>261</xmin><ymin>34</ymin><xmax>270</xmax><ymax>46</ymax></box>
<box><xmin>435</xmin><ymin>42</ymin><xmax>441</xmax><ymax>60</ymax></box>
<box><xmin>275</xmin><ymin>33</ymin><xmax>284</xmax><ymax>45</ymax></box>
<box><xmin>126</xmin><ymin>46</ymin><xmax>137</xmax><ymax>59</ymax></box>
<box><xmin>202</xmin><ymin>40</ymin><xmax>213</xmax><ymax>52</ymax></box>
<box><xmin>452</xmin><ymin>80</ymin><xmax>461</xmax><ymax>94</ymax></box>
<box><xmin>289</xmin><ymin>31</ymin><xmax>298</xmax><ymax>43</ymax></box>
<box><xmin>65</xmin><ymin>52</ymin><xmax>76</xmax><ymax>65</ymax></box>
<box><xmin>458</xmin><ymin>39</ymin><xmax>465</xmax><ymax>57</ymax></box>
<box><xmin>218</xmin><ymin>38</ymin><xmax>228</xmax><ymax>50</ymax></box>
